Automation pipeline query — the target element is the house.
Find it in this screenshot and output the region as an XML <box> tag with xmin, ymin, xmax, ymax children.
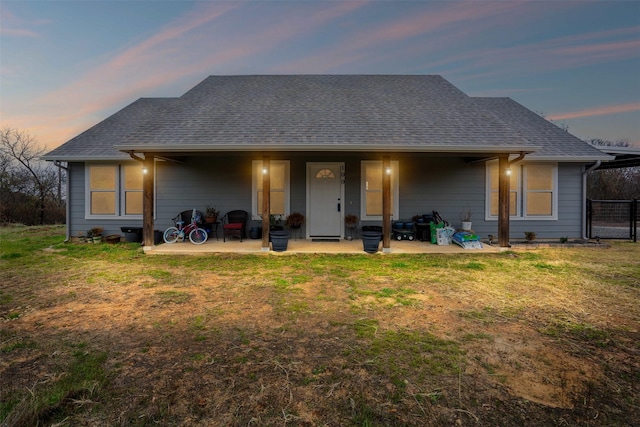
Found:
<box><xmin>42</xmin><ymin>75</ymin><xmax>612</xmax><ymax>250</ymax></box>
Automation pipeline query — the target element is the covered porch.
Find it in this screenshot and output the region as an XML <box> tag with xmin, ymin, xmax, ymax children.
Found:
<box><xmin>144</xmin><ymin>237</ymin><xmax>501</xmax><ymax>255</ymax></box>
<box><xmin>135</xmin><ymin>150</ymin><xmax>532</xmax><ymax>252</ymax></box>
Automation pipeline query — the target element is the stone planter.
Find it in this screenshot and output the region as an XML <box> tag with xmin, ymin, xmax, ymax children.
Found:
<box><xmin>270</xmin><ymin>230</ymin><xmax>289</xmax><ymax>252</ymax></box>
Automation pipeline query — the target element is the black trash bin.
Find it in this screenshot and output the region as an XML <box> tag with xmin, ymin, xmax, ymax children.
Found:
<box><xmin>249</xmin><ymin>227</ymin><xmax>262</xmax><ymax>239</ymax></box>
<box><xmin>121</xmin><ymin>227</ymin><xmax>143</xmax><ymax>243</ymax></box>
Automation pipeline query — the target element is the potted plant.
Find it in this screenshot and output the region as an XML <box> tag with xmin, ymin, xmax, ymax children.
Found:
<box><xmin>524</xmin><ymin>231</ymin><xmax>536</xmax><ymax>242</ymax></box>
<box><xmin>345</xmin><ymin>214</ymin><xmax>358</xmax><ymax>227</ymax></box>
<box><xmin>460</xmin><ymin>209</ymin><xmax>472</xmax><ymax>231</ymax></box>
<box><xmin>285</xmin><ymin>212</ymin><xmax>304</xmax><ymax>229</ymax></box>
<box><xmin>89</xmin><ymin>226</ymin><xmax>103</xmax><ymax>243</ymax></box>
<box><xmin>344</xmin><ymin>214</ymin><xmax>358</xmax><ymax>241</ymax></box>
<box><xmin>269</xmin><ymin>214</ymin><xmax>283</xmax><ymax>231</ymax></box>
<box><xmin>285</xmin><ymin>212</ymin><xmax>304</xmax><ymax>240</ymax></box>
<box><xmin>205</xmin><ymin>205</ymin><xmax>220</xmax><ymax>223</ymax></box>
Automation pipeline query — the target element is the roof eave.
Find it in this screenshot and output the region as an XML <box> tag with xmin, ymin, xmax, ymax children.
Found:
<box><xmin>527</xmin><ymin>154</ymin><xmax>615</xmax><ymax>162</ymax></box>
<box><xmin>41</xmin><ymin>155</ymin><xmax>133</xmax><ymax>162</ymax></box>
<box><xmin>114</xmin><ymin>143</ymin><xmax>541</xmax><ymax>154</ymax></box>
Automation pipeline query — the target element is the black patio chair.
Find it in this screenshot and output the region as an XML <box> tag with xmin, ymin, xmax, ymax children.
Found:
<box><xmin>222</xmin><ymin>210</ymin><xmax>248</xmax><ymax>242</ymax></box>
<box><xmin>177</xmin><ymin>210</ymin><xmax>205</xmax><ymax>227</ymax></box>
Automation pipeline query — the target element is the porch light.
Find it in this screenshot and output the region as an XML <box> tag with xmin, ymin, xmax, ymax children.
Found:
<box><xmin>505</xmin><ymin>168</ymin><xmax>512</xmax><ymax>176</ymax></box>
<box><xmin>142</xmin><ymin>167</ymin><xmax>148</xmax><ymax>175</ymax></box>
<box><xmin>262</xmin><ymin>168</ymin><xmax>268</xmax><ymax>174</ymax></box>
<box><xmin>385</xmin><ymin>167</ymin><xmax>392</xmax><ymax>175</ymax></box>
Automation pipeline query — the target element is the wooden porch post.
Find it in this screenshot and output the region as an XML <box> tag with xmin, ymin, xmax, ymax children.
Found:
<box><xmin>498</xmin><ymin>154</ymin><xmax>510</xmax><ymax>247</ymax></box>
<box><xmin>142</xmin><ymin>154</ymin><xmax>155</xmax><ymax>246</ymax></box>
<box><xmin>261</xmin><ymin>156</ymin><xmax>270</xmax><ymax>251</ymax></box>
<box><xmin>382</xmin><ymin>156</ymin><xmax>391</xmax><ymax>252</ymax></box>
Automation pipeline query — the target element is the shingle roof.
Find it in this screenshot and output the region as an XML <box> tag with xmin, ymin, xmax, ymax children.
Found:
<box><xmin>43</xmin><ymin>75</ymin><xmax>610</xmax><ymax>161</ymax></box>
<box><xmin>43</xmin><ymin>98</ymin><xmax>178</xmax><ymax>160</ymax></box>
<box><xmin>472</xmin><ymin>97</ymin><xmax>610</xmax><ymax>160</ymax></box>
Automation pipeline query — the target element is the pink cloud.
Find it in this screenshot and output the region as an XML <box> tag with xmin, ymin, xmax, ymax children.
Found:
<box><xmin>37</xmin><ymin>0</ymin><xmax>366</xmax><ymax>117</ymax></box>
<box><xmin>275</xmin><ymin>1</ymin><xmax>571</xmax><ymax>73</ymax></box>
<box><xmin>549</xmin><ymin>103</ymin><xmax>640</xmax><ymax>121</ymax></box>
<box><xmin>0</xmin><ymin>6</ymin><xmax>51</xmax><ymax>37</ymax></box>
<box><xmin>416</xmin><ymin>24</ymin><xmax>640</xmax><ymax>80</ymax></box>
<box><xmin>20</xmin><ymin>1</ymin><xmax>368</xmax><ymax>149</ymax></box>
<box><xmin>1</xmin><ymin>27</ymin><xmax>39</xmax><ymax>37</ymax></box>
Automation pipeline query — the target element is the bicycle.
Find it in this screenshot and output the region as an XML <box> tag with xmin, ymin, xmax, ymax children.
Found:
<box><xmin>163</xmin><ymin>209</ymin><xmax>208</xmax><ymax>245</ymax></box>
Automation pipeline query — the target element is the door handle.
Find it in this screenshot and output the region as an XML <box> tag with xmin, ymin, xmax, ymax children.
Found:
<box><xmin>337</xmin><ymin>198</ymin><xmax>341</xmax><ymax>212</ymax></box>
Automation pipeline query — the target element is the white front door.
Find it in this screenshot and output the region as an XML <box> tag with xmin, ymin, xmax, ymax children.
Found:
<box><xmin>307</xmin><ymin>162</ymin><xmax>344</xmax><ymax>237</ymax></box>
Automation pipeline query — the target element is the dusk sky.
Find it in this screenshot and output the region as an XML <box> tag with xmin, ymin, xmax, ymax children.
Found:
<box><xmin>1</xmin><ymin>0</ymin><xmax>639</xmax><ymax>151</ymax></box>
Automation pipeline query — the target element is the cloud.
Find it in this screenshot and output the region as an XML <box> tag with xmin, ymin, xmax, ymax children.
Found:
<box><xmin>423</xmin><ymin>26</ymin><xmax>640</xmax><ymax>82</ymax></box>
<box><xmin>1</xmin><ymin>27</ymin><xmax>39</xmax><ymax>37</ymax></box>
<box><xmin>4</xmin><ymin>0</ymin><xmax>638</xmax><ymax>150</ymax></box>
<box><xmin>17</xmin><ymin>2</ymin><xmax>241</xmax><ymax>148</ymax></box>
<box><xmin>15</xmin><ymin>1</ymin><xmax>367</xmax><ymax>149</ymax></box>
<box><xmin>35</xmin><ymin>1</ymin><xmax>367</xmax><ymax>120</ymax></box>
<box><xmin>549</xmin><ymin>103</ymin><xmax>640</xmax><ymax>121</ymax></box>
<box><xmin>274</xmin><ymin>1</ymin><xmax>577</xmax><ymax>74</ymax></box>
<box><xmin>0</xmin><ymin>6</ymin><xmax>49</xmax><ymax>37</ymax></box>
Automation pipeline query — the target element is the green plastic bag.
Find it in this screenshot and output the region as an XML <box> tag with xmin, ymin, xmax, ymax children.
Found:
<box><xmin>429</xmin><ymin>222</ymin><xmax>444</xmax><ymax>244</ymax></box>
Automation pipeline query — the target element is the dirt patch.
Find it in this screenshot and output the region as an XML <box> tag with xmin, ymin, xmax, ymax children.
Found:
<box><xmin>1</xmin><ymin>244</ymin><xmax>639</xmax><ymax>426</ymax></box>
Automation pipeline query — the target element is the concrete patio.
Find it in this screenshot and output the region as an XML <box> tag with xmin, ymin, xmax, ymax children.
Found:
<box><xmin>144</xmin><ymin>237</ymin><xmax>501</xmax><ymax>255</ymax></box>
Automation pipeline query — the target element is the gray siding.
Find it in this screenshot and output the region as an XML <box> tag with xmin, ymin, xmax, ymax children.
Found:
<box><xmin>68</xmin><ymin>161</ymin><xmax>146</xmax><ymax>238</ymax></box>
<box><xmin>397</xmin><ymin>156</ymin><xmax>585</xmax><ymax>239</ymax></box>
<box><xmin>69</xmin><ymin>155</ymin><xmax>586</xmax><ymax>241</ymax></box>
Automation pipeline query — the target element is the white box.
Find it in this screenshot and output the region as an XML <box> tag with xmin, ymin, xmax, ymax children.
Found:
<box><xmin>436</xmin><ymin>228</ymin><xmax>450</xmax><ymax>245</ymax></box>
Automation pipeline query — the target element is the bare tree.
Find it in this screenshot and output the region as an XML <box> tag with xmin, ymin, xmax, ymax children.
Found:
<box><xmin>535</xmin><ymin>110</ymin><xmax>569</xmax><ymax>132</ymax></box>
<box><xmin>587</xmin><ymin>138</ymin><xmax>629</xmax><ymax>147</ymax></box>
<box><xmin>586</xmin><ymin>138</ymin><xmax>639</xmax><ymax>199</ymax></box>
<box><xmin>0</xmin><ymin>128</ymin><xmax>64</xmax><ymax>225</ymax></box>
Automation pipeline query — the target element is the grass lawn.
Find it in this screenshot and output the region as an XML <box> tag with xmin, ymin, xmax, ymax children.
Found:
<box><xmin>1</xmin><ymin>225</ymin><xmax>639</xmax><ymax>426</ymax></box>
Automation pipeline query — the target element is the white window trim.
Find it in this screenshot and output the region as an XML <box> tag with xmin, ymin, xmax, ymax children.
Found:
<box><xmin>360</xmin><ymin>160</ymin><xmax>400</xmax><ymax>221</ymax></box>
<box><xmin>485</xmin><ymin>161</ymin><xmax>558</xmax><ymax>221</ymax></box>
<box><xmin>85</xmin><ymin>162</ymin><xmax>145</xmax><ymax>220</ymax></box>
<box><xmin>522</xmin><ymin>164</ymin><xmax>558</xmax><ymax>219</ymax></box>
<box><xmin>251</xmin><ymin>160</ymin><xmax>290</xmax><ymax>220</ymax></box>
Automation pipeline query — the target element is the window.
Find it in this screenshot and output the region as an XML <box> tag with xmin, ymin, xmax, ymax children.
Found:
<box><xmin>86</xmin><ymin>163</ymin><xmax>144</xmax><ymax>218</ymax></box>
<box><xmin>488</xmin><ymin>163</ymin><xmax>519</xmax><ymax>217</ymax></box>
<box><xmin>252</xmin><ymin>160</ymin><xmax>290</xmax><ymax>219</ymax></box>
<box><xmin>524</xmin><ymin>165</ymin><xmax>555</xmax><ymax>216</ymax></box>
<box><xmin>315</xmin><ymin>168</ymin><xmax>335</xmax><ymax>179</ymax></box>
<box><xmin>123</xmin><ymin>165</ymin><xmax>143</xmax><ymax>215</ymax></box>
<box><xmin>486</xmin><ymin>161</ymin><xmax>557</xmax><ymax>220</ymax></box>
<box><xmin>361</xmin><ymin>161</ymin><xmax>399</xmax><ymax>220</ymax></box>
<box><xmin>89</xmin><ymin>165</ymin><xmax>116</xmax><ymax>215</ymax></box>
